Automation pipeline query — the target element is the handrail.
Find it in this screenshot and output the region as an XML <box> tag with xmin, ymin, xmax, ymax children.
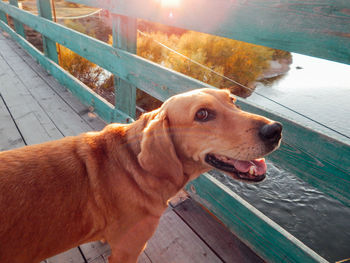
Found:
<box><xmin>66</xmin><ymin>0</ymin><xmax>350</xmax><ymax>65</ymax></box>
<box><xmin>1</xmin><ymin>0</ymin><xmax>349</xmax><ymax>262</ymax></box>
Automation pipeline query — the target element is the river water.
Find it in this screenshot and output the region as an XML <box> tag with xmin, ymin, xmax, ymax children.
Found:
<box><xmin>214</xmin><ymin>53</ymin><xmax>350</xmax><ymax>262</ymax></box>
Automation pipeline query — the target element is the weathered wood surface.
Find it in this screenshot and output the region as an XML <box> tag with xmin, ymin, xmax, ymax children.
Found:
<box><xmin>0</xmin><ymin>31</ymin><xmax>262</xmax><ymax>262</ymax></box>
<box><xmin>0</xmin><ymin>39</ymin><xmax>63</xmax><ymax>144</ymax></box>
<box><xmin>66</xmin><ymin>0</ymin><xmax>350</xmax><ymax>65</ymax></box>
<box><xmin>144</xmin><ymin>208</ymin><xmax>222</xmax><ymax>263</ymax></box>
<box><xmin>0</xmin><ymin>32</ymin><xmax>96</xmax><ymax>139</ymax></box>
<box><xmin>0</xmin><ymin>0</ymin><xmax>7</xmax><ymax>24</ymax></box>
<box><xmin>186</xmin><ymin>174</ymin><xmax>328</xmax><ymax>263</ymax></box>
<box><xmin>173</xmin><ymin>199</ymin><xmax>264</xmax><ymax>263</ymax></box>
<box><xmin>36</xmin><ymin>0</ymin><xmax>58</xmax><ymax>63</ymax></box>
<box><xmin>112</xmin><ymin>14</ymin><xmax>137</xmax><ymax>118</ymax></box>
<box><xmin>79</xmin><ymin>205</ymin><xmax>229</xmax><ymax>263</ymax></box>
<box><xmin>0</xmin><ymin>2</ymin><xmax>203</xmax><ymax>101</ymax></box>
<box><xmin>8</xmin><ymin>0</ymin><xmax>25</xmax><ymax>37</ymax></box>
<box><xmin>0</xmin><ymin>16</ymin><xmax>130</xmax><ymax>123</ymax></box>
<box><xmin>9</xmin><ymin>40</ymin><xmax>106</xmax><ymax>131</ymax></box>
<box><xmin>0</xmin><ymin>94</ymin><xmax>25</xmax><ymax>151</ymax></box>
<box><xmin>43</xmin><ymin>248</ymin><xmax>85</xmax><ymax>263</ymax></box>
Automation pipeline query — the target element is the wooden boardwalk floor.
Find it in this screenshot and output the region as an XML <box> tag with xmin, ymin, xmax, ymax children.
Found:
<box><xmin>0</xmin><ymin>29</ymin><xmax>263</xmax><ymax>263</ymax></box>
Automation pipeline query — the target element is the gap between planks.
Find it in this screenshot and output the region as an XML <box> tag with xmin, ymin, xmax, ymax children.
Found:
<box><xmin>0</xmin><ymin>31</ymin><xmax>105</xmax><ymax>134</ymax></box>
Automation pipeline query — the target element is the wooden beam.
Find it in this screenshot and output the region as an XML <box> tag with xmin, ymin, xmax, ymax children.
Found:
<box><xmin>0</xmin><ymin>19</ymin><xmax>131</xmax><ymax>124</ymax></box>
<box><xmin>0</xmin><ymin>0</ymin><xmax>7</xmax><ymax>23</ymax></box>
<box><xmin>186</xmin><ymin>173</ymin><xmax>328</xmax><ymax>263</ymax></box>
<box><xmin>36</xmin><ymin>0</ymin><xmax>58</xmax><ymax>64</ymax></box>
<box><xmin>8</xmin><ymin>0</ymin><xmax>25</xmax><ymax>37</ymax></box>
<box><xmin>65</xmin><ymin>0</ymin><xmax>350</xmax><ymax>65</ymax></box>
<box><xmin>0</xmin><ymin>2</ymin><xmax>206</xmax><ymax>100</ymax></box>
<box><xmin>112</xmin><ymin>14</ymin><xmax>137</xmax><ymax>118</ymax></box>
<box><xmin>174</xmin><ymin>198</ymin><xmax>264</xmax><ymax>263</ymax></box>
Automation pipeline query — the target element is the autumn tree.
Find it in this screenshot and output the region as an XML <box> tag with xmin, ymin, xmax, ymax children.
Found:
<box><xmin>58</xmin><ymin>45</ymin><xmax>104</xmax><ymax>90</ymax></box>
<box><xmin>137</xmin><ymin>30</ymin><xmax>282</xmax><ymax>97</ymax></box>
<box><xmin>58</xmin><ymin>20</ymin><xmax>111</xmax><ymax>97</ymax></box>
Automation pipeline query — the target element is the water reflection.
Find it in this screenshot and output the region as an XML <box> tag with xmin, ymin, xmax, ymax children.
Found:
<box><xmin>249</xmin><ymin>53</ymin><xmax>350</xmax><ymax>143</ymax></box>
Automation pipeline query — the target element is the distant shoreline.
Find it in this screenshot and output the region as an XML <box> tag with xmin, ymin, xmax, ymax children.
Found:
<box><xmin>259</xmin><ymin>58</ymin><xmax>292</xmax><ymax>80</ymax></box>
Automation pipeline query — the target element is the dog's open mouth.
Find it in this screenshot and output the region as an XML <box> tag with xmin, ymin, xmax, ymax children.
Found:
<box><xmin>205</xmin><ymin>153</ymin><xmax>267</xmax><ymax>182</ymax></box>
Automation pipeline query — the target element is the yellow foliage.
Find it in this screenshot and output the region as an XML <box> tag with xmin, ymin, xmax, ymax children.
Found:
<box><xmin>58</xmin><ymin>45</ymin><xmax>103</xmax><ymax>90</ymax></box>
<box><xmin>137</xmin><ymin>30</ymin><xmax>277</xmax><ymax>97</ymax></box>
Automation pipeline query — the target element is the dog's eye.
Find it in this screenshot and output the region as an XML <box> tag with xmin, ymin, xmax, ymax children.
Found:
<box><xmin>229</xmin><ymin>96</ymin><xmax>240</xmax><ymax>109</ymax></box>
<box><xmin>229</xmin><ymin>95</ymin><xmax>236</xmax><ymax>104</ymax></box>
<box><xmin>195</xmin><ymin>108</ymin><xmax>215</xmax><ymax>122</ymax></box>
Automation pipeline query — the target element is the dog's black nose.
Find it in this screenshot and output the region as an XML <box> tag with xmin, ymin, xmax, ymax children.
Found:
<box><xmin>259</xmin><ymin>122</ymin><xmax>283</xmax><ymax>143</ymax></box>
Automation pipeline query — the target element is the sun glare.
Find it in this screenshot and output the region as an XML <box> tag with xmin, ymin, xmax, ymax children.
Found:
<box><xmin>161</xmin><ymin>0</ymin><xmax>180</xmax><ymax>7</ymax></box>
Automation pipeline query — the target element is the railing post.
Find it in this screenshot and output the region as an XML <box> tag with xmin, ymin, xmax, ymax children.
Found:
<box><xmin>112</xmin><ymin>14</ymin><xmax>137</xmax><ymax>120</ymax></box>
<box><xmin>0</xmin><ymin>0</ymin><xmax>8</xmax><ymax>24</ymax></box>
<box><xmin>36</xmin><ymin>0</ymin><xmax>58</xmax><ymax>64</ymax></box>
<box><xmin>0</xmin><ymin>11</ymin><xmax>6</xmax><ymax>24</ymax></box>
<box><xmin>8</xmin><ymin>0</ymin><xmax>25</xmax><ymax>37</ymax></box>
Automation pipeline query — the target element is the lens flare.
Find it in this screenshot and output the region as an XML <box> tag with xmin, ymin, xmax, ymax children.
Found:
<box><xmin>161</xmin><ymin>0</ymin><xmax>180</xmax><ymax>7</ymax></box>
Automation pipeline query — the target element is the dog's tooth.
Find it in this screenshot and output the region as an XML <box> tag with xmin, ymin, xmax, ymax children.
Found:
<box><xmin>249</xmin><ymin>166</ymin><xmax>256</xmax><ymax>175</ymax></box>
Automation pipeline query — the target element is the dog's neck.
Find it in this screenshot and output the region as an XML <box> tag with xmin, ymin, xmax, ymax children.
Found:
<box><xmin>101</xmin><ymin>113</ymin><xmax>206</xmax><ymax>214</ymax></box>
<box><xmin>119</xmin><ymin>113</ymin><xmax>185</xmax><ymax>212</ymax></box>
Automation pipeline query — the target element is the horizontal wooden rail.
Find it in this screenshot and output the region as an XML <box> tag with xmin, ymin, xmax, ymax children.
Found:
<box><xmin>186</xmin><ymin>174</ymin><xmax>328</xmax><ymax>263</ymax></box>
<box><xmin>0</xmin><ymin>2</ymin><xmax>203</xmax><ymax>100</ymax></box>
<box><xmin>66</xmin><ymin>0</ymin><xmax>350</xmax><ymax>65</ymax></box>
<box><xmin>1</xmin><ymin>0</ymin><xmax>349</xmax><ymax>262</ymax></box>
<box><xmin>0</xmin><ymin>12</ymin><xmax>130</xmax><ymax>123</ymax></box>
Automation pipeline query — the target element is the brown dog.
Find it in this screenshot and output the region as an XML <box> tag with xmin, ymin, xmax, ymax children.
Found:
<box><xmin>0</xmin><ymin>88</ymin><xmax>282</xmax><ymax>263</ymax></box>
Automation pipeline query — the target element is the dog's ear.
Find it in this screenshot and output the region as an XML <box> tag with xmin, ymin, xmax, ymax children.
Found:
<box><xmin>138</xmin><ymin>113</ymin><xmax>183</xmax><ymax>179</ymax></box>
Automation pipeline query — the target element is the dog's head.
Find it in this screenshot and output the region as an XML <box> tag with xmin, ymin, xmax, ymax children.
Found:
<box><xmin>138</xmin><ymin>88</ymin><xmax>282</xmax><ymax>184</ymax></box>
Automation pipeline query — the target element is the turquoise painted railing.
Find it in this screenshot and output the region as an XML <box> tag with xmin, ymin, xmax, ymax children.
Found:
<box><xmin>1</xmin><ymin>0</ymin><xmax>349</xmax><ymax>262</ymax></box>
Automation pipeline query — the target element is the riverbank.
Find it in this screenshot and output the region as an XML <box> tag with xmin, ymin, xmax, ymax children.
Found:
<box><xmin>260</xmin><ymin>58</ymin><xmax>293</xmax><ymax>79</ymax></box>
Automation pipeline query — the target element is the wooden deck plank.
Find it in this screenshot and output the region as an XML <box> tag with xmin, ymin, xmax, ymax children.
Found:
<box><xmin>7</xmin><ymin>37</ymin><xmax>106</xmax><ymax>131</ymax></box>
<box><xmin>79</xmin><ymin>241</ymin><xmax>110</xmax><ymax>262</ymax></box>
<box><xmin>42</xmin><ymin>248</ymin><xmax>85</xmax><ymax>263</ymax></box>
<box><xmin>144</xmin><ymin>208</ymin><xmax>222</xmax><ymax>263</ymax></box>
<box><xmin>174</xmin><ymin>198</ymin><xmax>264</xmax><ymax>263</ymax></box>
<box><xmin>0</xmin><ymin>94</ymin><xmax>25</xmax><ymax>150</ymax></box>
<box><xmin>87</xmin><ymin>252</ymin><xmax>152</xmax><ymax>263</ymax></box>
<box><xmin>0</xmin><ymin>34</ymin><xmax>97</xmax><ymax>136</ymax></box>
<box><xmin>80</xmin><ymin>205</ymin><xmax>237</xmax><ymax>263</ymax></box>
<box><xmin>0</xmin><ymin>53</ymin><xmax>63</xmax><ymax>144</ymax></box>
<box><xmin>138</xmin><ymin>253</ymin><xmax>152</xmax><ymax>263</ymax></box>
<box><xmin>80</xmin><ymin>241</ymin><xmax>151</xmax><ymax>263</ymax></box>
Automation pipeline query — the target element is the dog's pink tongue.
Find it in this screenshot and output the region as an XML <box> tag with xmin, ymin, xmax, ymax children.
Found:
<box><xmin>234</xmin><ymin>159</ymin><xmax>267</xmax><ymax>175</ymax></box>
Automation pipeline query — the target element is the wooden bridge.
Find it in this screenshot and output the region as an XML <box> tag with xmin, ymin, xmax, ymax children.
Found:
<box><xmin>0</xmin><ymin>0</ymin><xmax>349</xmax><ymax>262</ymax></box>
<box><xmin>0</xmin><ymin>31</ymin><xmax>265</xmax><ymax>263</ymax></box>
